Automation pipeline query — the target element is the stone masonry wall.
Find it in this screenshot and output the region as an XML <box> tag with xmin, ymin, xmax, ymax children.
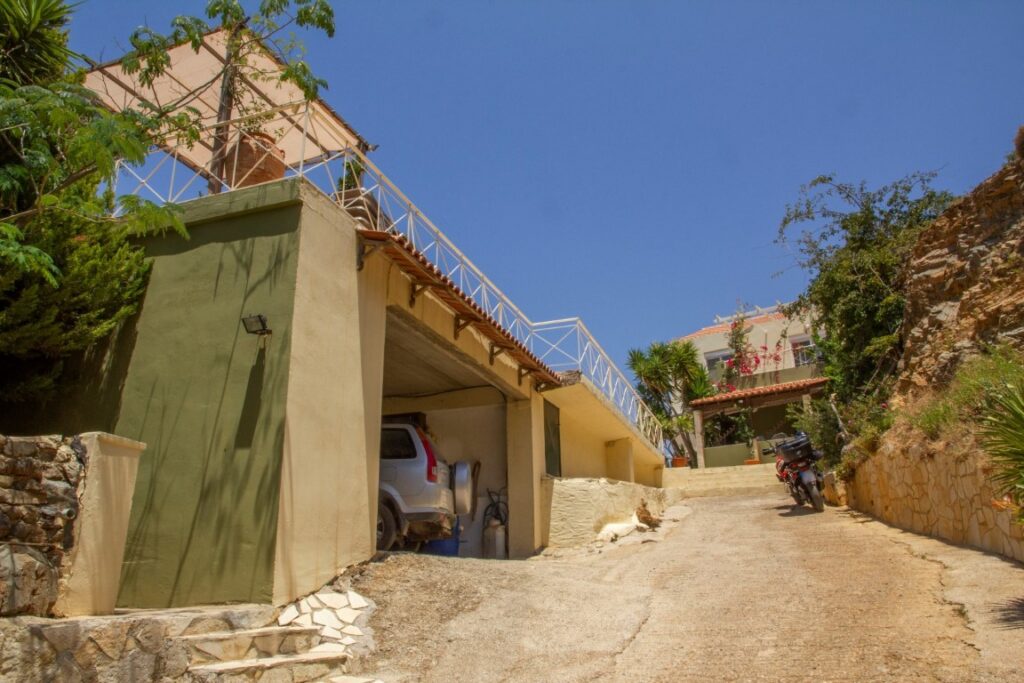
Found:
<box><xmin>0</xmin><ymin>435</ymin><xmax>88</xmax><ymax>616</ymax></box>
<box><xmin>835</xmin><ymin>426</ymin><xmax>1024</xmax><ymax>564</ymax></box>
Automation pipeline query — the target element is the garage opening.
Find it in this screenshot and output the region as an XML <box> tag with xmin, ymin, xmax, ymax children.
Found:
<box><xmin>376</xmin><ymin>307</ymin><xmax>510</xmax><ymax>558</ymax></box>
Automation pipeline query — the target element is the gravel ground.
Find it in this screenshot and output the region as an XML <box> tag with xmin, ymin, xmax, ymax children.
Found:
<box><xmin>349</xmin><ymin>492</ymin><xmax>1024</xmax><ymax>682</ymax></box>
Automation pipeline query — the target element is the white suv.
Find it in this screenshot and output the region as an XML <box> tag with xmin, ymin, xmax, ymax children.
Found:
<box><xmin>377</xmin><ymin>423</ymin><xmax>456</xmax><ymax>550</ymax></box>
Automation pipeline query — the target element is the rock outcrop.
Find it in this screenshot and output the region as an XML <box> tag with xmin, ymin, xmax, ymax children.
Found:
<box><xmin>842</xmin><ymin>135</ymin><xmax>1024</xmax><ymax>563</ymax></box>
<box><xmin>898</xmin><ymin>159</ymin><xmax>1024</xmax><ymax>395</ymax></box>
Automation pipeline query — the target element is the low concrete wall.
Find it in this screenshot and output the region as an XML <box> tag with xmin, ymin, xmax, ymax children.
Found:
<box><xmin>704</xmin><ymin>443</ymin><xmax>751</xmax><ymax>468</ymax></box>
<box><xmin>546</xmin><ymin>478</ymin><xmax>683</xmax><ymax>547</ymax></box>
<box><xmin>837</xmin><ymin>431</ymin><xmax>1024</xmax><ymax>563</ymax></box>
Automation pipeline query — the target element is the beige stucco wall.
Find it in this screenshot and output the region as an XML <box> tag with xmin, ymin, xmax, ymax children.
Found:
<box><xmin>560</xmin><ymin>412</ymin><xmax>609</xmax><ymax>479</ymax></box>
<box><xmin>423</xmin><ymin>404</ymin><xmax>507</xmax><ymax>494</ymax></box>
<box><xmin>52</xmin><ymin>433</ymin><xmax>144</xmax><ymax>617</ymax></box>
<box><xmin>272</xmin><ymin>188</ymin><xmax>374</xmax><ymax>604</ymax></box>
<box><xmin>605</xmin><ymin>438</ymin><xmax>634</xmax><ymax>483</ymax></box>
<box><xmin>546</xmin><ymin>478</ymin><xmax>683</xmax><ymax>547</ymax></box>
<box><xmin>507</xmin><ymin>394</ymin><xmax>546</xmax><ymax>557</ymax></box>
<box><xmin>544</xmin><ymin>379</ymin><xmax>665</xmax><ymax>486</ymax></box>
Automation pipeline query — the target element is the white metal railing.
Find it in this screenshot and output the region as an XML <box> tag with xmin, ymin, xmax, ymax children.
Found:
<box><xmin>113</xmin><ymin>106</ymin><xmax>664</xmax><ymax>449</ymax></box>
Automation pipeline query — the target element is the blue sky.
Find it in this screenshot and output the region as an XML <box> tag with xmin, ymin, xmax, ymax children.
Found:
<box><xmin>71</xmin><ymin>1</ymin><xmax>1024</xmax><ymax>372</ymax></box>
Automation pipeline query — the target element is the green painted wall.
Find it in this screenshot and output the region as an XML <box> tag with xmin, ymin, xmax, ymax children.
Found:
<box><xmin>114</xmin><ymin>197</ymin><xmax>301</xmax><ymax>608</ymax></box>
<box><xmin>752</xmin><ymin>404</ymin><xmax>793</xmax><ymax>438</ymax></box>
<box><xmin>704</xmin><ymin>443</ymin><xmax>752</xmax><ymax>467</ymax></box>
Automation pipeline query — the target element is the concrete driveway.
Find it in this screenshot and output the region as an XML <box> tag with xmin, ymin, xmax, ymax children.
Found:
<box><xmin>350</xmin><ymin>492</ymin><xmax>1024</xmax><ymax>682</ymax></box>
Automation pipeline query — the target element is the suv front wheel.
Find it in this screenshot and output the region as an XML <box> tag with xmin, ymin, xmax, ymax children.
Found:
<box><xmin>377</xmin><ymin>504</ymin><xmax>397</xmax><ymax>551</ymax></box>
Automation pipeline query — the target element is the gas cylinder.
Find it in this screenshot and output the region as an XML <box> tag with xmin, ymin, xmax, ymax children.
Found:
<box><xmin>483</xmin><ymin>518</ymin><xmax>506</xmax><ymax>559</ymax></box>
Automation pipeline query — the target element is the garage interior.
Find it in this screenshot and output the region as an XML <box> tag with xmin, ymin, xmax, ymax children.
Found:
<box><xmin>377</xmin><ymin>307</ymin><xmax>513</xmax><ymax>558</ymax></box>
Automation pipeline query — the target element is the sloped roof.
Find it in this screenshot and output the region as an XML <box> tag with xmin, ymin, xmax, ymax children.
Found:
<box><xmin>682</xmin><ymin>311</ymin><xmax>787</xmax><ymax>340</ymax></box>
<box><xmin>689</xmin><ymin>376</ymin><xmax>829</xmax><ymax>408</ymax></box>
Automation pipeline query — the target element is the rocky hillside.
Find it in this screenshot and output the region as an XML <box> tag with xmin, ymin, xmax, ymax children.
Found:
<box><xmin>898</xmin><ymin>153</ymin><xmax>1024</xmax><ymax>396</ymax></box>
<box><xmin>837</xmin><ymin>134</ymin><xmax>1024</xmax><ymax>563</ymax></box>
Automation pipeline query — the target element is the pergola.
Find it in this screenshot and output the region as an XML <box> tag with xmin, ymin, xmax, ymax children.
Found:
<box><xmin>84</xmin><ymin>28</ymin><xmax>370</xmax><ymax>194</ymax></box>
<box><xmin>687</xmin><ymin>377</ymin><xmax>829</xmax><ymax>468</ymax></box>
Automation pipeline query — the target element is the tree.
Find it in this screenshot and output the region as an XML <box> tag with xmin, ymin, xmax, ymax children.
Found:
<box><xmin>0</xmin><ymin>0</ymin><xmax>337</xmax><ymax>400</ymax></box>
<box><xmin>628</xmin><ymin>339</ymin><xmax>712</xmax><ymax>463</ymax></box>
<box><xmin>0</xmin><ymin>0</ymin><xmax>78</xmax><ymax>86</ymax></box>
<box><xmin>776</xmin><ymin>173</ymin><xmax>953</xmax><ymax>402</ymax></box>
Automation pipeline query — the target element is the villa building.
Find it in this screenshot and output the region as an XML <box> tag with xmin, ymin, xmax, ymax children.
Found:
<box><xmin>681</xmin><ymin>305</ymin><xmax>829</xmax><ymax>468</ymax></box>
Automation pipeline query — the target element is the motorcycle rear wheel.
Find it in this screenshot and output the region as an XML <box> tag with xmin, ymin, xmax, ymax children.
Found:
<box><xmin>808</xmin><ymin>484</ymin><xmax>825</xmax><ymax>512</ymax></box>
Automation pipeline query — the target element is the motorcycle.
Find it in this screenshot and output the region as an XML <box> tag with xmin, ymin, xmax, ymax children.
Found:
<box><xmin>771</xmin><ymin>433</ymin><xmax>825</xmax><ymax>512</ymax></box>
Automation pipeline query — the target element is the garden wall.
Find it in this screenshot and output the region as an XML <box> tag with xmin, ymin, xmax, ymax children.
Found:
<box><xmin>1</xmin><ymin>434</ymin><xmax>143</xmax><ymax>618</ymax></box>
<box><xmin>1</xmin><ymin>436</ymin><xmax>86</xmax><ymax>616</ymax></box>
<box><xmin>545</xmin><ymin>477</ymin><xmax>682</xmax><ymax>547</ymax></box>
<box><xmin>833</xmin><ymin>426</ymin><xmax>1024</xmax><ymax>563</ymax></box>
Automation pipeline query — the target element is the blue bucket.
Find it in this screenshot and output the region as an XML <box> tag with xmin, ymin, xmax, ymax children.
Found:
<box><xmin>422</xmin><ymin>520</ymin><xmax>461</xmax><ymax>556</ymax></box>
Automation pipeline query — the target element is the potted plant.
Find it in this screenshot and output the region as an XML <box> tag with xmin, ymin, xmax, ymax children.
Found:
<box><xmin>222</xmin><ymin>122</ymin><xmax>286</xmax><ymax>187</ymax></box>
<box><xmin>336</xmin><ymin>158</ymin><xmax>390</xmax><ymax>230</ymax></box>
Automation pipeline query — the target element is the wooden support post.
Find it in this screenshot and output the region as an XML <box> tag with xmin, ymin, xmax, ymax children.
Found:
<box><xmin>693</xmin><ymin>408</ymin><xmax>706</xmax><ymax>469</ymax></box>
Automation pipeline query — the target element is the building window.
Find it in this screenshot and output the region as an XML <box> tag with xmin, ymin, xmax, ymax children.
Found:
<box><xmin>791</xmin><ymin>337</ymin><xmax>817</xmax><ymax>367</ymax></box>
<box><xmin>704</xmin><ymin>350</ymin><xmax>733</xmax><ymax>371</ymax></box>
<box><xmin>543</xmin><ymin>400</ymin><xmax>561</xmax><ymax>477</ymax></box>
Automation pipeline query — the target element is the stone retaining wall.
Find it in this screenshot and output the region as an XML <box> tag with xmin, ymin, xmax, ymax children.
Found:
<box><xmin>0</xmin><ymin>604</ymin><xmax>275</xmax><ymax>682</ymax></box>
<box><xmin>831</xmin><ymin>428</ymin><xmax>1024</xmax><ymax>564</ymax></box>
<box><xmin>0</xmin><ymin>436</ymin><xmax>88</xmax><ymax>616</ymax></box>
<box><xmin>545</xmin><ymin>477</ymin><xmax>683</xmax><ymax>547</ymax></box>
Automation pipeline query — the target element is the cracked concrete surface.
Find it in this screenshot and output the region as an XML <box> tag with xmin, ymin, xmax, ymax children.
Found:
<box><xmin>351</xmin><ymin>492</ymin><xmax>1024</xmax><ymax>682</ymax></box>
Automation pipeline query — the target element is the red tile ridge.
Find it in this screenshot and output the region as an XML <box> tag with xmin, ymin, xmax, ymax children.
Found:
<box><xmin>688</xmin><ymin>376</ymin><xmax>829</xmax><ymax>407</ymax></box>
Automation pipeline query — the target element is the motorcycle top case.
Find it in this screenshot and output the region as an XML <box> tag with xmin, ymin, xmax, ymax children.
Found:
<box><xmin>777</xmin><ymin>435</ymin><xmax>813</xmax><ymax>463</ymax></box>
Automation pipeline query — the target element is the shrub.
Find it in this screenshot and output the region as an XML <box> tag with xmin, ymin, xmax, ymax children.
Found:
<box><xmin>787</xmin><ymin>398</ymin><xmax>843</xmax><ymax>467</ymax></box>
<box><xmin>979</xmin><ymin>382</ymin><xmax>1024</xmax><ymax>520</ymax></box>
<box><xmin>907</xmin><ymin>345</ymin><xmax>1024</xmax><ymax>439</ymax></box>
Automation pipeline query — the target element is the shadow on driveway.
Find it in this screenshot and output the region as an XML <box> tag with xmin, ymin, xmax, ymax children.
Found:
<box><xmin>992</xmin><ymin>597</ymin><xmax>1024</xmax><ymax>630</ymax></box>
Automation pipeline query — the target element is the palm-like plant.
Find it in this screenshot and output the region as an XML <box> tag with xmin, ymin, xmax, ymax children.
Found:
<box><xmin>628</xmin><ymin>339</ymin><xmax>712</xmax><ymax>464</ymax></box>
<box><xmin>0</xmin><ymin>0</ymin><xmax>79</xmax><ymax>86</ymax></box>
<box><xmin>980</xmin><ymin>383</ymin><xmax>1024</xmax><ymax>520</ymax></box>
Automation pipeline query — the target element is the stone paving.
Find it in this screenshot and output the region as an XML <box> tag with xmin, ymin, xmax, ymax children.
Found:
<box><xmin>276</xmin><ymin>587</ymin><xmax>375</xmax><ymax>658</ymax></box>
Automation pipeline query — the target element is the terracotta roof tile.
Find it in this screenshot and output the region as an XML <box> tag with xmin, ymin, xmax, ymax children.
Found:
<box><xmin>688</xmin><ymin>376</ymin><xmax>829</xmax><ymax>408</ymax></box>
<box><xmin>682</xmin><ymin>312</ymin><xmax>787</xmax><ymax>340</ymax></box>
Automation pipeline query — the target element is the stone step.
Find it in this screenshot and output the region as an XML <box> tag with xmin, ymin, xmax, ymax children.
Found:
<box><xmin>178</xmin><ymin>625</ymin><xmax>321</xmax><ymax>665</ymax></box>
<box><xmin>186</xmin><ymin>649</ymin><xmax>349</xmax><ymax>682</ymax></box>
<box><xmin>675</xmin><ymin>474</ymin><xmax>779</xmax><ymax>485</ymax></box>
<box><xmin>679</xmin><ymin>483</ymin><xmax>784</xmax><ymax>499</ymax></box>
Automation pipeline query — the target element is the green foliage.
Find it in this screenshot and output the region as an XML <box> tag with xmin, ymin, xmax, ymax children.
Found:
<box><xmin>980</xmin><ymin>382</ymin><xmax>1024</xmax><ymax>520</ymax></box>
<box><xmin>122</xmin><ymin>0</ymin><xmax>337</xmax><ymax>101</ymax></box>
<box><xmin>0</xmin><ymin>184</ymin><xmax>150</xmax><ymax>399</ymax></box>
<box><xmin>628</xmin><ymin>339</ymin><xmax>712</xmax><ymax>462</ymax></box>
<box><xmin>907</xmin><ymin>345</ymin><xmax>1024</xmax><ymax>439</ymax></box>
<box><xmin>0</xmin><ymin>0</ymin><xmax>79</xmax><ymax>86</ymax></box>
<box><xmin>787</xmin><ymin>398</ymin><xmax>843</xmax><ymax>467</ymax></box>
<box><xmin>338</xmin><ymin>158</ymin><xmax>365</xmax><ymax>192</ymax></box>
<box><xmin>1</xmin><ymin>1</ymin><xmax>338</xmax><ymax>401</ymax></box>
<box><xmin>777</xmin><ymin>173</ymin><xmax>953</xmax><ymax>402</ymax></box>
